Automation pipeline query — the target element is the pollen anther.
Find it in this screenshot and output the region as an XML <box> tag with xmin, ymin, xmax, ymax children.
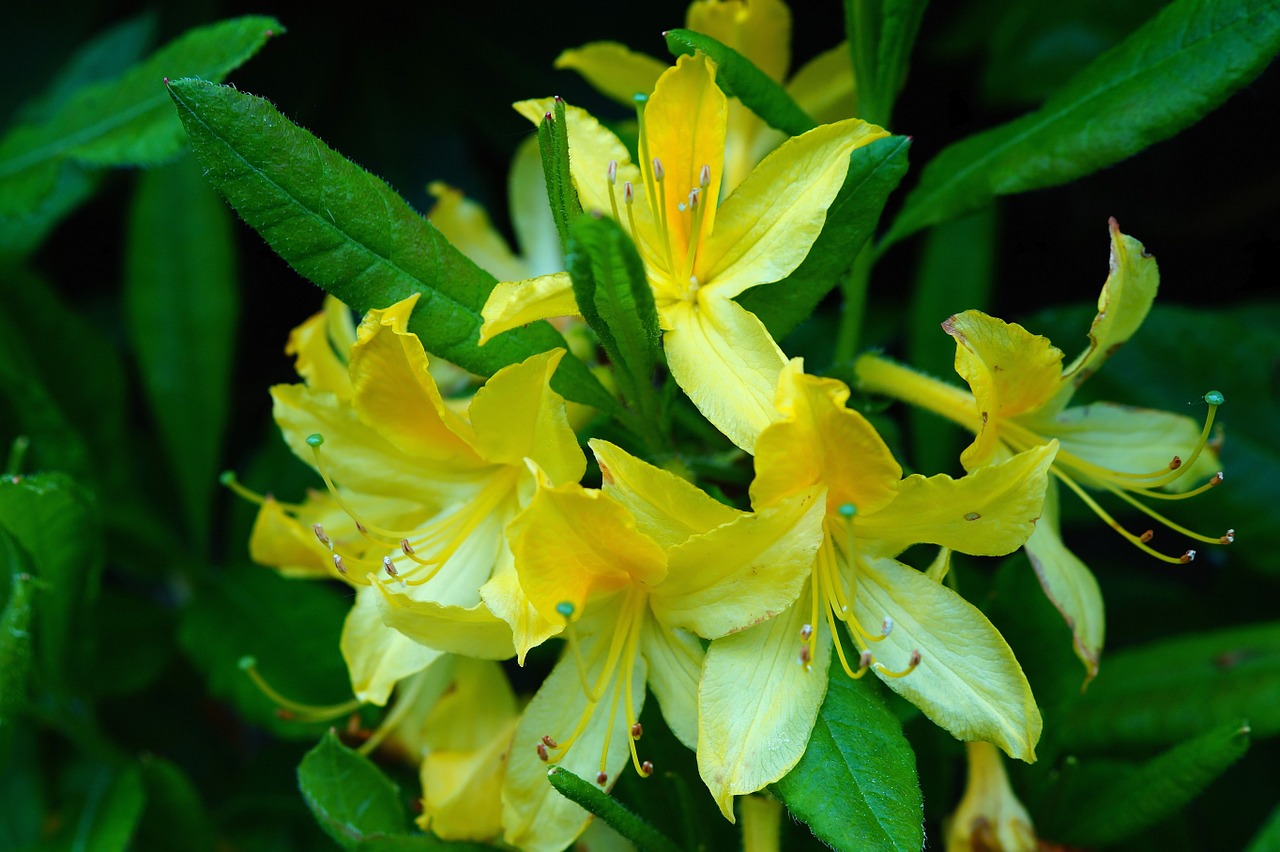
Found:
<box><xmin>1181</xmin><ymin>550</ymin><xmax>1197</xmax><ymax>563</ymax></box>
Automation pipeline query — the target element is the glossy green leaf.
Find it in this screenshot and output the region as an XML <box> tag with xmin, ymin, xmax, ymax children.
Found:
<box><xmin>178</xmin><ymin>564</ymin><xmax>352</xmax><ymax>738</ymax></box>
<box><xmin>844</xmin><ymin>0</ymin><xmax>929</xmax><ymax>127</ymax></box>
<box><xmin>299</xmin><ymin>730</ymin><xmax>408</xmax><ymax>849</ymax></box>
<box><xmin>125</xmin><ymin>154</ymin><xmax>238</xmax><ymax>551</ymax></box>
<box><xmin>1044</xmin><ymin>720</ymin><xmax>1249</xmax><ymax>847</ymax></box>
<box><xmin>0</xmin><ymin>16</ymin><xmax>282</xmax><ymax>216</ymax></box>
<box><xmin>882</xmin><ymin>0</ymin><xmax>1280</xmax><ymax>248</ymax></box>
<box><xmin>167</xmin><ymin>78</ymin><xmax>618</xmax><ymax>415</ymax></box>
<box><xmin>737</xmin><ymin>135</ymin><xmax>910</xmax><ymax>341</ymax></box>
<box><xmin>135</xmin><ymin>756</ymin><xmax>215</xmax><ymax>852</ymax></box>
<box><xmin>0</xmin><ymin>473</ymin><xmax>102</xmax><ymax>689</ymax></box>
<box><xmin>772</xmin><ymin>651</ymin><xmax>923</xmax><ymax>852</ymax></box>
<box><xmin>1060</xmin><ymin>621</ymin><xmax>1280</xmax><ymax>750</ymax></box>
<box><xmin>664</xmin><ymin>29</ymin><xmax>816</xmax><ymax>136</ymax></box>
<box><xmin>546</xmin><ymin>765</ymin><xmax>682</xmax><ymax>852</ymax></box>
<box><xmin>537</xmin><ymin>98</ymin><xmax>580</xmax><ymax>255</ymax></box>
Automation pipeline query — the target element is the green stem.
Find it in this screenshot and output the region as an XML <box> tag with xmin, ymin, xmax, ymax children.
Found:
<box><xmin>547</xmin><ymin>765</ymin><xmax>683</xmax><ymax>852</ymax></box>
<box><xmin>833</xmin><ymin>248</ymin><xmax>875</xmax><ymax>365</ymax></box>
<box><xmin>5</xmin><ymin>436</ymin><xmax>29</xmax><ymax>476</ymax></box>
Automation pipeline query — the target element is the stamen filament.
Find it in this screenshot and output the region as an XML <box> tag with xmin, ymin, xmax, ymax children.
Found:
<box><xmin>1054</xmin><ymin>469</ymin><xmax>1193</xmax><ymax>564</ymax></box>
<box><xmin>1103</xmin><ymin>480</ymin><xmax>1230</xmax><ymax>545</ymax></box>
<box><xmin>239</xmin><ymin>656</ymin><xmax>362</xmax><ymax>720</ymax></box>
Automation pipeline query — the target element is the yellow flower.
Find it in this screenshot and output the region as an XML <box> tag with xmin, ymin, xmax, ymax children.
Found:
<box><xmin>556</xmin><ymin>0</ymin><xmax>856</xmax><ymax>192</ymax></box>
<box><xmin>501</xmin><ymin>438</ymin><xmax>826</xmax><ymax>852</ymax></box>
<box><xmin>853</xmin><ymin>220</ymin><xmax>1229</xmax><ymax>679</ymax></box>
<box><xmin>248</xmin><ymin>293</ymin><xmax>584</xmax><ymax>704</ymax></box>
<box><xmin>946</xmin><ymin>742</ymin><xmax>1038</xmax><ymax>852</ymax></box>
<box><xmin>698</xmin><ymin>361</ymin><xmax>1054</xmax><ymax>817</ymax></box>
<box><xmin>481</xmin><ymin>53</ymin><xmax>887</xmax><ymax>452</ymax></box>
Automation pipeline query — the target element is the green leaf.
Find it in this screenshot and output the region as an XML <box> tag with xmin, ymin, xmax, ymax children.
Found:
<box><xmin>0</xmin><ymin>731</ymin><xmax>43</xmax><ymax>849</ymax></box>
<box><xmin>1060</xmin><ymin>621</ymin><xmax>1280</xmax><ymax>750</ymax></box>
<box><xmin>166</xmin><ymin>78</ymin><xmax>618</xmax><ymax>415</ymax></box>
<box><xmin>355</xmin><ymin>837</ymin><xmax>497</xmax><ymax>851</ymax></box>
<box><xmin>1043</xmin><ymin>720</ymin><xmax>1249</xmax><ymax>847</ymax></box>
<box><xmin>546</xmin><ymin>765</ymin><xmax>682</xmax><ymax>852</ymax></box>
<box><xmin>70</xmin><ymin>763</ymin><xmax>149</xmax><ymax>852</ymax></box>
<box><xmin>298</xmin><ymin>730</ymin><xmax>409</xmax><ymax>849</ymax></box>
<box><xmin>905</xmin><ymin>207</ymin><xmax>995</xmax><ymax>475</ymax></box>
<box><xmin>179</xmin><ymin>564</ymin><xmax>352</xmax><ymax>739</ymax></box>
<box><xmin>134</xmin><ymin>756</ymin><xmax>216</xmax><ymax>852</ymax></box>
<box><xmin>125</xmin><ymin>153</ymin><xmax>238</xmax><ymax>551</ymax></box>
<box><xmin>844</xmin><ymin>0</ymin><xmax>929</xmax><ymax>127</ymax></box>
<box><xmin>0</xmin><ymin>557</ymin><xmax>35</xmax><ymax>755</ymax></box>
<box><xmin>881</xmin><ymin>0</ymin><xmax>1280</xmax><ymax>249</ymax></box>
<box><xmin>0</xmin><ymin>162</ymin><xmax>101</xmax><ymax>258</ymax></box>
<box><xmin>0</xmin><ymin>473</ymin><xmax>102</xmax><ymax>689</ymax></box>
<box><xmin>0</xmin><ymin>16</ymin><xmax>283</xmax><ymax>216</ymax></box>
<box><xmin>738</xmin><ymin>135</ymin><xmax>911</xmax><ymax>341</ymax></box>
<box><xmin>1246</xmin><ymin>802</ymin><xmax>1280</xmax><ymax>852</ymax></box>
<box><xmin>537</xmin><ymin>97</ymin><xmax>581</xmax><ymax>255</ymax></box>
<box><xmin>664</xmin><ymin>29</ymin><xmax>816</xmax><ymax>136</ymax></box>
<box><xmin>772</xmin><ymin>653</ymin><xmax>923</xmax><ymax>852</ymax></box>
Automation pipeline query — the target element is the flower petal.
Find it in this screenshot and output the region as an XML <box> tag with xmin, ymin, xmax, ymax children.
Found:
<box><xmin>653</xmin><ymin>487</ymin><xmax>825</xmax><ymax>639</ymax></box>
<box><xmin>686</xmin><ymin>0</ymin><xmax>792</xmax><ymax>83</ymax></box>
<box><xmin>662</xmin><ymin>295</ymin><xmax>786</xmax><ymax>453</ymax></box>
<box><xmin>640</xmin><ymin>620</ymin><xmax>704</xmax><ymax>751</ymax></box>
<box><xmin>509</xmin><ymin>135</ymin><xmax>562</xmax><ymax>276</ymax></box>
<box><xmin>249</xmin><ymin>495</ymin><xmax>336</xmax><ymax>579</ymax></box>
<box><xmin>286</xmin><ymin>297</ymin><xmax>354</xmax><ymax>397</ymax></box>
<box><xmin>944</xmin><ymin>310</ymin><xmax>1064</xmax><ymax>469</ymax></box>
<box><xmin>853</xmin><ymin>555</ymin><xmax>1041</xmax><ymax>762</ymax></box>
<box><xmin>554</xmin><ymin>41</ymin><xmax>667</xmax><ymax>107</ymax></box>
<box><xmin>342</xmin><ymin>586</ymin><xmax>443</xmax><ymax>705</ymax></box>
<box><xmin>752</xmin><ymin>361</ymin><xmax>901</xmax><ymax>513</ymax></box>
<box><xmin>590</xmin><ymin>438</ymin><xmax>741</xmax><ymax>548</ymax></box>
<box><xmin>1024</xmin><ymin>480</ymin><xmax>1104</xmax><ymax>681</ymax></box>
<box><xmin>698</xmin><ymin>117</ymin><xmax>887</xmax><ymax>298</ymax></box>
<box><xmin>374</xmin><ymin>584</ymin><xmax>517</xmax><ymax>661</ymax></box>
<box><xmin>698</xmin><ymin>590</ymin><xmax>830</xmax><ymax>820</ymax></box>
<box><xmin>478</xmin><ymin>272</ymin><xmax>580</xmax><ymax>345</ymax></box>
<box><xmin>425</xmin><ymin>182</ymin><xmax>528</xmax><ymax>282</ymax></box>
<box><xmin>480</xmin><ymin>550</ymin><xmax>561</xmax><ymax>666</ymax></box>
<box><xmin>856</xmin><ymin>443</ymin><xmax>1056</xmax><ymax>559</ymax></box>
<box><xmin>787</xmin><ymin>42</ymin><xmax>856</xmax><ymax>125</ymax></box>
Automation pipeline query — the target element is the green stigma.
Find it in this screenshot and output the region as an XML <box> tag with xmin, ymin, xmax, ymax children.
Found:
<box><xmin>555</xmin><ymin>601</ymin><xmax>575</xmax><ymax>619</ymax></box>
<box><xmin>1204</xmin><ymin>390</ymin><xmax>1225</xmax><ymax>406</ymax></box>
<box><xmin>306</xmin><ymin>433</ymin><xmax>325</xmax><ymax>447</ymax></box>
<box><xmin>632</xmin><ymin>92</ymin><xmax>649</xmax><ymax>106</ymax></box>
<box><xmin>237</xmin><ymin>655</ymin><xmax>257</xmax><ymax>671</ymax></box>
<box><xmin>838</xmin><ymin>503</ymin><xmax>857</xmax><ymax>519</ymax></box>
<box><xmin>219</xmin><ymin>471</ymin><xmax>236</xmax><ymax>486</ymax></box>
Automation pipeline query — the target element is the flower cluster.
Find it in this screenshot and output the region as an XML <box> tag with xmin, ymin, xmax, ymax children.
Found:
<box><xmin>240</xmin><ymin>1</ymin><xmax>1231</xmax><ymax>848</ymax></box>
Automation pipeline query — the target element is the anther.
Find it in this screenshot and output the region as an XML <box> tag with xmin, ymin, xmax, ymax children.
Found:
<box><xmin>536</xmin><ymin>743</ymin><xmax>549</xmax><ymax>761</ymax></box>
<box><xmin>356</xmin><ymin>521</ymin><xmax>368</xmax><ymax>535</ymax></box>
<box><xmin>909</xmin><ymin>649</ymin><xmax>922</xmax><ymax>667</ymax></box>
<box><xmin>630</xmin><ymin>723</ymin><xmax>643</xmax><ymax>740</ymax></box>
<box><xmin>623</xmin><ymin>182</ymin><xmax>634</xmax><ymax>204</ymax></box>
<box><xmin>652</xmin><ymin>158</ymin><xmax>664</xmax><ymax>182</ymax></box>
<box><xmin>542</xmin><ymin>735</ymin><xmax>558</xmax><ymax>748</ymax></box>
<box><xmin>859</xmin><ymin>650</ymin><xmax>874</xmax><ymax>669</ymax></box>
<box><xmin>1180</xmin><ymin>550</ymin><xmax>1197</xmax><ymax>564</ymax></box>
<box><xmin>306</xmin><ymin>433</ymin><xmax>324</xmax><ymax>447</ymax></box>
<box><xmin>1221</xmin><ymin>529</ymin><xmax>1236</xmax><ymax>544</ymax></box>
<box><xmin>1169</xmin><ymin>456</ymin><xmax>1183</xmax><ymax>470</ymax></box>
<box><xmin>1211</xmin><ymin>472</ymin><xmax>1225</xmax><ymax>486</ymax></box>
<box><xmin>383</xmin><ymin>556</ymin><xmax>398</xmax><ymax>578</ymax></box>
<box><xmin>799</xmin><ymin>645</ymin><xmax>812</xmax><ymax>667</ymax></box>
<box><xmin>596</xmin><ymin>771</ymin><xmax>608</xmax><ymax>786</ymax></box>
<box><xmin>1140</xmin><ymin>530</ymin><xmax>1155</xmax><ymax>543</ymax></box>
<box><xmin>800</xmin><ymin>623</ymin><xmax>813</xmax><ymax>641</ymax></box>
<box><xmin>400</xmin><ymin>538</ymin><xmax>415</xmax><ymax>556</ymax></box>
<box><xmin>699</xmin><ymin>164</ymin><xmax>710</xmax><ymax>189</ymax></box>
<box><xmin>640</xmin><ymin>760</ymin><xmax>654</xmax><ymax>777</ymax></box>
<box><xmin>687</xmin><ymin>188</ymin><xmax>699</xmax><ymax>210</ymax></box>
<box><xmin>838</xmin><ymin>503</ymin><xmax>857</xmax><ymax>518</ymax></box>
<box><xmin>607</xmin><ymin>160</ymin><xmax>617</xmax><ymax>185</ymax></box>
<box><xmin>313</xmin><ymin>524</ymin><xmax>331</xmax><ymax>548</ymax></box>
<box><xmin>881</xmin><ymin>617</ymin><xmax>895</xmax><ymax>637</ymax></box>
<box><xmin>332</xmin><ymin>554</ymin><xmax>348</xmax><ymax>575</ymax></box>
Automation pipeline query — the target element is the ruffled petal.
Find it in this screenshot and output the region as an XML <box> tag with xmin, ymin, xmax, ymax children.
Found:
<box><xmin>479</xmin><ymin>547</ymin><xmax>561</xmax><ymax>665</ymax></box>
<box><xmin>554</xmin><ymin>41</ymin><xmax>667</xmax><ymax>107</ymax></box>
<box><xmin>374</xmin><ymin>586</ymin><xmax>517</xmax><ymax>661</ymax></box>
<box><xmin>653</xmin><ymin>487</ymin><xmax>825</xmax><ymax>639</ymax></box>
<box><xmin>852</xmin><ymin>556</ymin><xmax>1041</xmax><ymax>762</ymax></box>
<box><xmin>285</xmin><ymin>297</ymin><xmax>353</xmax><ymax>397</ymax></box>
<box><xmin>640</xmin><ymin>620</ymin><xmax>704</xmax><ymax>751</ymax></box>
<box><xmin>662</xmin><ymin>295</ymin><xmax>786</xmax><ymax>453</ymax></box>
<box><xmin>425</xmin><ymin>182</ymin><xmax>528</xmax><ymax>282</ymax></box>
<box><xmin>478</xmin><ymin>272</ymin><xmax>580</xmax><ymax>345</ymax></box>
<box><xmin>341</xmin><ymin>586</ymin><xmax>442</xmax><ymax>705</ymax></box>
<box><xmin>698</xmin><ymin>590</ymin><xmax>830</xmax><ymax>820</ymax></box>
<box><xmin>698</xmin><ymin>118</ymin><xmax>887</xmax><ymax>299</ymax></box>
<box><xmin>591</xmin><ymin>438</ymin><xmax>741</xmax><ymax>548</ymax></box>
<box><xmin>856</xmin><ymin>443</ymin><xmax>1055</xmax><ymax>559</ymax></box>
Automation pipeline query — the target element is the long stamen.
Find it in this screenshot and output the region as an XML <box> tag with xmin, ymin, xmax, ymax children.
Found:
<box><xmin>651</xmin><ymin>158</ymin><xmax>677</xmax><ymax>277</ymax></box>
<box><xmin>1102</xmin><ymin>479</ymin><xmax>1230</xmax><ymax>545</ymax></box>
<box><xmin>305</xmin><ymin>435</ymin><xmax>418</xmax><ymax>543</ymax></box>
<box><xmin>875</xmin><ymin>649</ymin><xmax>922</xmax><ymax>679</ymax></box>
<box><xmin>239</xmin><ymin>656</ymin><xmax>362</xmax><ymax>721</ymax></box>
<box><xmin>1054</xmin><ymin>469</ymin><xmax>1197</xmax><ymax>564</ymax></box>
<box><xmin>606</xmin><ymin>160</ymin><xmax>622</xmax><ymax>225</ymax></box>
<box><xmin>219</xmin><ymin>470</ymin><xmax>298</xmax><ymax>509</ymax></box>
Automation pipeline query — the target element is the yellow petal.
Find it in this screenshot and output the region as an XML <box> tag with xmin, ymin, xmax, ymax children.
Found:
<box><xmin>662</xmin><ymin>295</ymin><xmax>786</xmax><ymax>453</ymax></box>
<box><xmin>853</xmin><ymin>555</ymin><xmax>1041</xmax><ymax>762</ymax></box>
<box><xmin>341</xmin><ymin>586</ymin><xmax>443</xmax><ymax>705</ymax></box>
<box><xmin>698</xmin><ymin>118</ymin><xmax>888</xmax><ymax>299</ymax></box>
<box><xmin>698</xmin><ymin>591</ymin><xmax>830</xmax><ymax>821</ymax></box>
<box><xmin>425</xmin><ymin>182</ymin><xmax>528</xmax><ymax>282</ymax></box>
<box><xmin>502</xmin><ymin>627</ymin><xmax>647</xmax><ymax>852</ymax></box>
<box><xmin>590</xmin><ymin>438</ymin><xmax>741</xmax><ymax>548</ymax></box>
<box><xmin>285</xmin><ymin>298</ymin><xmax>353</xmax><ymax>397</ymax></box>
<box><xmin>653</xmin><ymin>487</ymin><xmax>825</xmax><ymax>640</ymax></box>
<box><xmin>374</xmin><ymin>583</ymin><xmax>517</xmax><ymax>661</ymax></box>
<box><xmin>946</xmin><ymin>742</ymin><xmax>1039</xmax><ymax>852</ymax></box>
<box><xmin>248</xmin><ymin>495</ymin><xmax>335</xmax><ymax>579</ymax></box>
<box><xmin>687</xmin><ymin>0</ymin><xmax>792</xmax><ymax>83</ymax></box>
<box><xmin>1024</xmin><ymin>482</ymin><xmax>1104</xmax><ymax>681</ymax></box>
<box><xmin>479</xmin><ymin>550</ymin><xmax>561</xmax><ymax>665</ymax></box>
<box><xmin>787</xmin><ymin>42</ymin><xmax>856</xmax><ymax>125</ymax></box>
<box><xmin>944</xmin><ymin>310</ymin><xmax>1064</xmax><ymax>470</ymax></box>
<box><xmin>508</xmin><ymin>135</ymin><xmax>562</xmax><ymax>276</ymax></box>
<box><xmin>555</xmin><ymin>41</ymin><xmax>667</xmax><ymax>107</ymax></box>
<box><xmin>640</xmin><ymin>620</ymin><xmax>704</xmax><ymax>750</ymax></box>
<box><xmin>478</xmin><ymin>272</ymin><xmax>580</xmax><ymax>345</ymax></box>
<box><xmin>507</xmin><ymin>472</ymin><xmax>668</xmax><ymax>623</ymax></box>
<box><xmin>1051</xmin><ymin>220</ymin><xmax>1160</xmax><ymax>412</ymax></box>
<box><xmin>644</xmin><ymin>53</ymin><xmax>727</xmax><ymax>258</ymax></box>
<box><xmin>856</xmin><ymin>442</ymin><xmax>1056</xmax><ymax>559</ymax></box>
<box><xmin>752</xmin><ymin>361</ymin><xmax>901</xmax><ymax>512</ymax></box>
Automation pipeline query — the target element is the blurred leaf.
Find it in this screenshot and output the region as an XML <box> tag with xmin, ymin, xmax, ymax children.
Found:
<box><xmin>536</xmin><ymin>98</ymin><xmax>579</xmax><ymax>254</ymax></box>
<box><xmin>299</xmin><ymin>730</ymin><xmax>408</xmax><ymax>849</ymax></box>
<box><xmin>0</xmin><ymin>730</ymin><xmax>42</xmax><ymax>850</ymax></box>
<box><xmin>665</xmin><ymin>29</ymin><xmax>815</xmax><ymax>136</ymax></box>
<box><xmin>86</xmin><ymin>590</ymin><xmax>175</xmax><ymax>698</ymax></box>
<box><xmin>546</xmin><ymin>765</ymin><xmax>681</xmax><ymax>852</ymax></box>
<box><xmin>178</xmin><ymin>563</ymin><xmax>352</xmax><ymax>739</ymax></box>
<box><xmin>134</xmin><ymin>756</ymin><xmax>216</xmax><ymax>852</ymax></box>
<box><xmin>355</xmin><ymin>836</ymin><xmax>496</xmax><ymax>851</ymax></box>
<box><xmin>125</xmin><ymin>153</ymin><xmax>238</xmax><ymax>551</ymax></box>
<box><xmin>0</xmin><ymin>16</ymin><xmax>283</xmax><ymax>216</ymax></box>
<box><xmin>738</xmin><ymin>135</ymin><xmax>911</xmax><ymax>341</ymax></box>
<box><xmin>0</xmin><ymin>161</ymin><xmax>101</xmax><ymax>259</ymax></box>
<box><xmin>0</xmin><ymin>554</ymin><xmax>35</xmax><ymax>757</ymax></box>
<box><xmin>1061</xmin><ymin>621</ymin><xmax>1280</xmax><ymax>751</ymax></box>
<box><xmin>1043</xmin><ymin>720</ymin><xmax>1249</xmax><ymax>847</ymax></box>
<box><xmin>68</xmin><ymin>763</ymin><xmax>149</xmax><ymax>852</ymax></box>
<box><xmin>844</xmin><ymin>0</ymin><xmax>929</xmax><ymax>127</ymax></box>
<box><xmin>167</xmin><ymin>78</ymin><xmax>619</xmax><ymax>415</ymax></box>
<box><xmin>773</xmin><ymin>652</ymin><xmax>923</xmax><ymax>852</ymax></box>
<box><xmin>905</xmin><ymin>206</ymin><xmax>995</xmax><ymax>475</ymax></box>
<box><xmin>1246</xmin><ymin>802</ymin><xmax>1280</xmax><ymax>852</ymax></box>
<box><xmin>0</xmin><ymin>473</ymin><xmax>102</xmax><ymax>689</ymax></box>
<box><xmin>882</xmin><ymin>0</ymin><xmax>1280</xmax><ymax>248</ymax></box>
